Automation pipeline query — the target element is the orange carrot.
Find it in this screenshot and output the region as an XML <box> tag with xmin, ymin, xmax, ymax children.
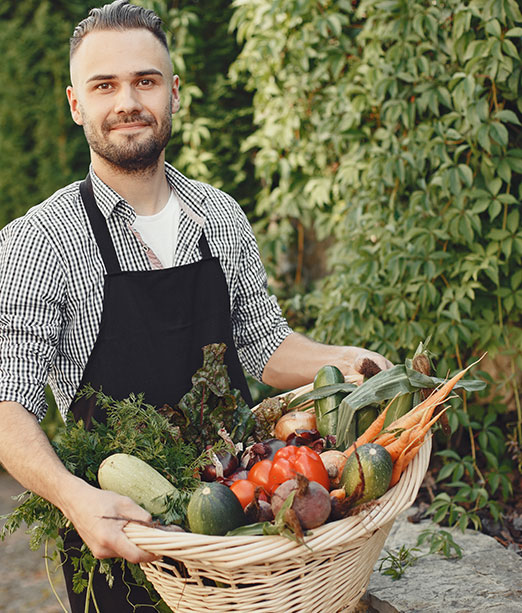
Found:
<box><xmin>386</xmin><ymin>359</ymin><xmax>481</xmax><ymax>433</ymax></box>
<box><xmin>389</xmin><ymin>436</ymin><xmax>427</xmax><ymax>487</ymax></box>
<box><xmin>388</xmin><ymin>407</ymin><xmax>449</xmax><ymax>487</ymax></box>
<box><xmin>389</xmin><ymin>446</ymin><xmax>412</xmax><ymax>488</ymax></box>
<box><xmin>343</xmin><ymin>397</ymin><xmax>395</xmax><ymax>458</ymax></box>
<box><xmin>373</xmin><ymin>427</ymin><xmax>405</xmax><ymax>449</ymax></box>
<box><xmin>382</xmin><ymin>427</ymin><xmax>415</xmax><ymax>463</ymax></box>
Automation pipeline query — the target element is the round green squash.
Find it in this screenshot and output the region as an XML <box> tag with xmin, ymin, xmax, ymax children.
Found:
<box><xmin>187</xmin><ymin>481</ymin><xmax>245</xmax><ymax>536</ymax></box>
<box><xmin>340</xmin><ymin>443</ymin><xmax>393</xmax><ymax>505</ymax></box>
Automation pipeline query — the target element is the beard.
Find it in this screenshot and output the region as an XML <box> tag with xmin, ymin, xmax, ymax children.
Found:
<box><xmin>81</xmin><ymin>103</ymin><xmax>172</xmax><ymax>174</ymax></box>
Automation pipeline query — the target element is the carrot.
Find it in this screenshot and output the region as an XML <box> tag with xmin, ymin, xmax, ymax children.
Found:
<box><xmin>389</xmin><ymin>446</ymin><xmax>413</xmax><ymax>488</ymax></box>
<box><xmin>386</xmin><ymin>359</ymin><xmax>481</xmax><ymax>433</ymax></box>
<box><xmin>388</xmin><ymin>407</ymin><xmax>449</xmax><ymax>487</ymax></box>
<box><xmin>343</xmin><ymin>397</ymin><xmax>395</xmax><ymax>458</ymax></box>
<box><xmin>372</xmin><ymin>427</ymin><xmax>405</xmax><ymax>449</ymax></box>
<box><xmin>382</xmin><ymin>427</ymin><xmax>415</xmax><ymax>463</ymax></box>
<box><xmin>389</xmin><ymin>435</ymin><xmax>428</xmax><ymax>487</ymax></box>
<box><xmin>387</xmin><ymin>406</ymin><xmax>448</xmax><ymax>460</ymax></box>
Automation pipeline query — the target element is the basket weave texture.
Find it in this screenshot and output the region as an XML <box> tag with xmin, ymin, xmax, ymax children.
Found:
<box><xmin>125</xmin><ymin>437</ymin><xmax>431</xmax><ymax>613</ymax></box>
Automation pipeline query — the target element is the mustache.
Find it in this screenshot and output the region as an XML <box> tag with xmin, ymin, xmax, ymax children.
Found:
<box><xmin>103</xmin><ymin>114</ymin><xmax>155</xmax><ymax>130</ymax></box>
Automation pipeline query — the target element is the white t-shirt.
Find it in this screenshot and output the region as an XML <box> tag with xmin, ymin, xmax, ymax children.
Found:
<box><xmin>132</xmin><ymin>190</ymin><xmax>181</xmax><ymax>268</ymax></box>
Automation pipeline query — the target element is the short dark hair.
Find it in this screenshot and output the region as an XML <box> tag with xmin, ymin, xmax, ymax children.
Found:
<box><xmin>70</xmin><ymin>0</ymin><xmax>168</xmax><ymax>58</ymax></box>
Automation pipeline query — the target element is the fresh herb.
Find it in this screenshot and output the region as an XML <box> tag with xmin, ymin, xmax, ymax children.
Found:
<box><xmin>1</xmin><ymin>391</ymin><xmax>201</xmax><ymax>611</ymax></box>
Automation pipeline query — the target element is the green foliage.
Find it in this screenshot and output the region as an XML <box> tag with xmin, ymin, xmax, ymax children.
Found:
<box><xmin>229</xmin><ymin>0</ymin><xmax>522</xmax><ymax>525</ymax></box>
<box><xmin>0</xmin><ymin>1</ymin><xmax>91</xmax><ymax>225</ymax></box>
<box><xmin>139</xmin><ymin>0</ymin><xmax>257</xmax><ymax>211</ymax></box>
<box><xmin>378</xmin><ymin>527</ymin><xmax>462</xmax><ymax>579</ymax></box>
<box><xmin>158</xmin><ymin>343</ymin><xmax>255</xmax><ymax>453</ymax></box>
<box><xmin>1</xmin><ymin>390</ymin><xmax>201</xmax><ymax>611</ymax></box>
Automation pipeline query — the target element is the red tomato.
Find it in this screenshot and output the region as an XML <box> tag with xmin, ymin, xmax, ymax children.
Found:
<box><xmin>247</xmin><ymin>459</ymin><xmax>273</xmax><ymax>492</ymax></box>
<box><xmin>267</xmin><ymin>445</ymin><xmax>330</xmax><ymax>494</ymax></box>
<box><xmin>229</xmin><ymin>479</ymin><xmax>257</xmax><ymax>509</ymax></box>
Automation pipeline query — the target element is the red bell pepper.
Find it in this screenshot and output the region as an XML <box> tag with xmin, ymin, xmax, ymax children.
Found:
<box><xmin>247</xmin><ymin>458</ymin><xmax>273</xmax><ymax>493</ymax></box>
<box><xmin>267</xmin><ymin>445</ymin><xmax>329</xmax><ymax>494</ymax></box>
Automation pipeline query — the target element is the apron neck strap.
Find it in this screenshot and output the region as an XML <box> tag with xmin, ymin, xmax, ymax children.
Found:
<box><xmin>80</xmin><ymin>175</ymin><xmax>121</xmax><ymax>274</ymax></box>
<box><xmin>198</xmin><ymin>232</ymin><xmax>212</xmax><ymax>260</ymax></box>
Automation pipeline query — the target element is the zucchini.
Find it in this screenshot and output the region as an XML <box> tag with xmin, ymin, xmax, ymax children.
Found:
<box><xmin>98</xmin><ymin>452</ymin><xmax>177</xmax><ymax>517</ymax></box>
<box><xmin>313</xmin><ymin>365</ymin><xmax>345</xmax><ymax>438</ymax></box>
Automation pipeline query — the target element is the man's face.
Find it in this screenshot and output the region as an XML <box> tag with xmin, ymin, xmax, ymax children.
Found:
<box><xmin>67</xmin><ymin>29</ymin><xmax>179</xmax><ymax>173</ymax></box>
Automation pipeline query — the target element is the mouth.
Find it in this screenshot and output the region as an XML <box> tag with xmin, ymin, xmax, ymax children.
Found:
<box><xmin>110</xmin><ymin>123</ymin><xmax>150</xmax><ymax>131</ymax></box>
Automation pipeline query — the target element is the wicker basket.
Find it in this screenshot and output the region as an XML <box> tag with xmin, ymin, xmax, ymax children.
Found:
<box><xmin>124</xmin><ymin>435</ymin><xmax>431</xmax><ymax>613</ymax></box>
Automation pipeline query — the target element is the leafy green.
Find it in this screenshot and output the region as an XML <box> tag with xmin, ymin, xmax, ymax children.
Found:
<box><xmin>160</xmin><ymin>343</ymin><xmax>255</xmax><ymax>453</ymax></box>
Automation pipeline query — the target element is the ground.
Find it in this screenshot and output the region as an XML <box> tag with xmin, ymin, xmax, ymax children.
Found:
<box><xmin>0</xmin><ymin>472</ymin><xmax>69</xmax><ymax>612</ymax></box>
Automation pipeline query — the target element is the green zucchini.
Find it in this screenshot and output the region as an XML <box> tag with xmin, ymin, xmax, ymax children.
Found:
<box><xmin>98</xmin><ymin>452</ymin><xmax>178</xmax><ymax>517</ymax></box>
<box><xmin>313</xmin><ymin>365</ymin><xmax>345</xmax><ymax>438</ymax></box>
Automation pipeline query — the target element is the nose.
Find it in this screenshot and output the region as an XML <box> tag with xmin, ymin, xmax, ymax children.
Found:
<box><xmin>113</xmin><ymin>84</ymin><xmax>143</xmax><ymax>115</ymax></box>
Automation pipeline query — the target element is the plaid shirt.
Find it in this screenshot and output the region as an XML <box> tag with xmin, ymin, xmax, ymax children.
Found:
<box><xmin>0</xmin><ymin>163</ymin><xmax>292</xmax><ymax>420</ymax></box>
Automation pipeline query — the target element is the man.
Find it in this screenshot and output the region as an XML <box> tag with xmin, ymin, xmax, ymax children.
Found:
<box><xmin>0</xmin><ymin>1</ymin><xmax>392</xmax><ymax>610</ymax></box>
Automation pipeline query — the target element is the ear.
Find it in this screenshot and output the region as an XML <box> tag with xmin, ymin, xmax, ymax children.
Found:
<box><xmin>66</xmin><ymin>85</ymin><xmax>84</xmax><ymax>126</ymax></box>
<box><xmin>171</xmin><ymin>75</ymin><xmax>180</xmax><ymax>114</ymax></box>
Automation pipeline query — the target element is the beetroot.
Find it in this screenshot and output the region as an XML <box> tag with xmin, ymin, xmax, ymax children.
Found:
<box><xmin>271</xmin><ymin>473</ymin><xmax>331</xmax><ymax>530</ymax></box>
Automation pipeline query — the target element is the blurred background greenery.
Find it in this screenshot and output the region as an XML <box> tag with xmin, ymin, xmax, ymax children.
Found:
<box><xmin>1</xmin><ymin>0</ymin><xmax>521</xmax><ymax>531</ymax></box>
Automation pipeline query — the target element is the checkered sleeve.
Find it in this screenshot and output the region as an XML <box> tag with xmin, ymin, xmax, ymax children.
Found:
<box><xmin>231</xmin><ymin>211</ymin><xmax>293</xmax><ymax>381</ymax></box>
<box><xmin>0</xmin><ymin>217</ymin><xmax>65</xmax><ymax>420</ymax></box>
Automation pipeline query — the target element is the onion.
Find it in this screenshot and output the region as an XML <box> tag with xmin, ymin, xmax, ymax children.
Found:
<box><xmin>244</xmin><ymin>488</ymin><xmax>274</xmax><ymax>524</ymax></box>
<box><xmin>271</xmin><ymin>474</ymin><xmax>331</xmax><ymax>530</ymax></box>
<box><xmin>240</xmin><ymin>438</ymin><xmax>286</xmax><ymax>469</ymax></box>
<box><xmin>320</xmin><ymin>450</ymin><xmax>347</xmax><ymax>489</ymax></box>
<box><xmin>274</xmin><ymin>411</ymin><xmax>317</xmax><ymax>442</ymax></box>
<box><xmin>220</xmin><ymin>467</ymin><xmax>248</xmax><ymax>486</ymax></box>
<box><xmin>200</xmin><ymin>450</ymin><xmax>239</xmax><ymax>482</ymax></box>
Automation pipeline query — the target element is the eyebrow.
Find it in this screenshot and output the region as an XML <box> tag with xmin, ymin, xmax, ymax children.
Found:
<box><xmin>86</xmin><ymin>69</ymin><xmax>164</xmax><ymax>84</ymax></box>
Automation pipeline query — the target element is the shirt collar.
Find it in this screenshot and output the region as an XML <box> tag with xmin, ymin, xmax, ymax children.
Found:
<box><xmin>88</xmin><ymin>162</ymin><xmax>207</xmax><ymax>225</ymax></box>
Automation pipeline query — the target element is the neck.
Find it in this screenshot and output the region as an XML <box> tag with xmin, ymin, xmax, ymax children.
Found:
<box><xmin>91</xmin><ymin>153</ymin><xmax>170</xmax><ymax>216</ymax></box>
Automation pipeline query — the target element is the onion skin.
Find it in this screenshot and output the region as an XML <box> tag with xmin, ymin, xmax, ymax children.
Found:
<box><xmin>271</xmin><ymin>475</ymin><xmax>331</xmax><ymax>530</ymax></box>
<box><xmin>200</xmin><ymin>451</ymin><xmax>239</xmax><ymax>482</ymax></box>
<box><xmin>274</xmin><ymin>411</ymin><xmax>317</xmax><ymax>442</ymax></box>
<box><xmin>220</xmin><ymin>467</ymin><xmax>248</xmax><ymax>486</ymax></box>
<box><xmin>241</xmin><ymin>438</ymin><xmax>286</xmax><ymax>469</ymax></box>
<box><xmin>320</xmin><ymin>450</ymin><xmax>348</xmax><ymax>489</ymax></box>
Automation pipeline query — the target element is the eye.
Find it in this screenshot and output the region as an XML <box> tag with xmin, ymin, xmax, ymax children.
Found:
<box><xmin>138</xmin><ymin>78</ymin><xmax>155</xmax><ymax>87</ymax></box>
<box><xmin>96</xmin><ymin>82</ymin><xmax>113</xmax><ymax>91</ymax></box>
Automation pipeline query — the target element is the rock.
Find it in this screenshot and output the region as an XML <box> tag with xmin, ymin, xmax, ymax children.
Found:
<box><xmin>363</xmin><ymin>509</ymin><xmax>522</xmax><ymax>613</ymax></box>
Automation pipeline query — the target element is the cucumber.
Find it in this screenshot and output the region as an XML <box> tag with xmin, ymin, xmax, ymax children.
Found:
<box><xmin>383</xmin><ymin>392</ymin><xmax>413</xmax><ymax>427</ymax></box>
<box><xmin>313</xmin><ymin>365</ymin><xmax>345</xmax><ymax>438</ymax></box>
<box><xmin>356</xmin><ymin>405</ymin><xmax>379</xmax><ymax>438</ymax></box>
<box><xmin>340</xmin><ymin>443</ymin><xmax>392</xmax><ymax>505</ymax></box>
<box><xmin>98</xmin><ymin>452</ymin><xmax>177</xmax><ymax>517</ymax></box>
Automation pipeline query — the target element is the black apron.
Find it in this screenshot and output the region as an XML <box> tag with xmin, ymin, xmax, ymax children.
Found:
<box><xmin>61</xmin><ymin>176</ymin><xmax>252</xmax><ymax>612</ymax></box>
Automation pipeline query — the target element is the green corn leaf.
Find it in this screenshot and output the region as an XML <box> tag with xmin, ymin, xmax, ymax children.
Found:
<box><xmin>287</xmin><ymin>382</ymin><xmax>358</xmax><ymax>409</ymax></box>
<box><xmin>336</xmin><ymin>365</ymin><xmax>486</xmax><ymax>448</ymax></box>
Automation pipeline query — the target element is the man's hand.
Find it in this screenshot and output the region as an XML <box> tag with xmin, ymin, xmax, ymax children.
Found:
<box><xmin>335</xmin><ymin>345</ymin><xmax>393</xmax><ymax>384</ymax></box>
<box><xmin>262</xmin><ymin>333</ymin><xmax>393</xmax><ymax>390</ymax></box>
<box><xmin>0</xmin><ymin>401</ymin><xmax>156</xmax><ymax>564</ymax></box>
<box><xmin>62</xmin><ymin>479</ymin><xmax>159</xmax><ymax>563</ymax></box>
